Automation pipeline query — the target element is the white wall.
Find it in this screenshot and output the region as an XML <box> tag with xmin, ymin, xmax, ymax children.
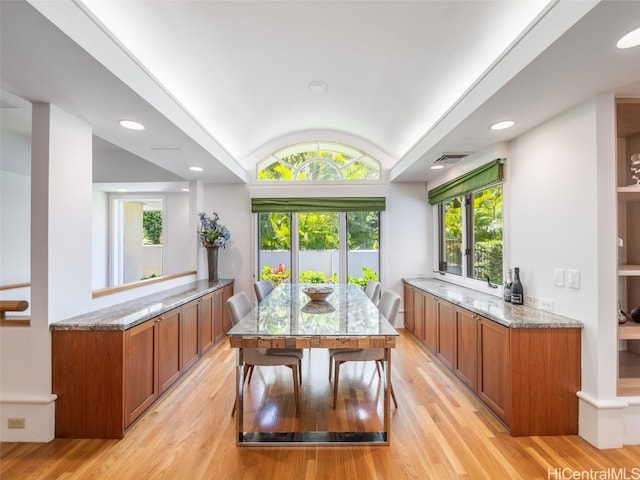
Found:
<box><xmin>385</xmin><ymin>182</ymin><xmax>431</xmax><ymax>325</ymax></box>
<box><xmin>506</xmin><ymin>95</ymin><xmax>629</xmax><ymax>448</ymax></box>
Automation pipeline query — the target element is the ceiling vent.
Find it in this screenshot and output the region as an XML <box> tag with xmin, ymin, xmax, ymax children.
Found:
<box><xmin>433</xmin><ymin>153</ymin><xmax>468</xmax><ymax>165</ymax></box>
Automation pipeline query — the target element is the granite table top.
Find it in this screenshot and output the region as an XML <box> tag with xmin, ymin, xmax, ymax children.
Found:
<box><xmin>403</xmin><ymin>278</ymin><xmax>583</xmax><ymax>329</ymax></box>
<box><xmin>227</xmin><ymin>283</ymin><xmax>398</xmax><ymax>338</ymax></box>
<box><xmin>50</xmin><ymin>279</ymin><xmax>234</xmax><ymax>331</ymax></box>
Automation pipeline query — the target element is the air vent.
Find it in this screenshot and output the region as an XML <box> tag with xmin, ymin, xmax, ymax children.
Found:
<box><xmin>433</xmin><ymin>153</ymin><xmax>468</xmax><ymax>164</ymax></box>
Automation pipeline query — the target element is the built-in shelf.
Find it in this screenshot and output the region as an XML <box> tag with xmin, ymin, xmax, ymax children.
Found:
<box><xmin>619</xmin><ymin>323</ymin><xmax>640</xmax><ymax>340</ymax></box>
<box><xmin>615</xmin><ymin>99</ymin><xmax>640</xmax><ymax>398</ymax></box>
<box><xmin>618</xmin><ymin>265</ymin><xmax>640</xmax><ymax>276</ymax></box>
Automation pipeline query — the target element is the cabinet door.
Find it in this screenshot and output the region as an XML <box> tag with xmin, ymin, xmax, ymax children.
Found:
<box><xmin>158</xmin><ymin>308</ymin><xmax>182</xmax><ymax>394</ymax></box>
<box><xmin>403</xmin><ymin>283</ymin><xmax>415</xmax><ymax>332</ymax></box>
<box><xmin>125</xmin><ymin>320</ymin><xmax>159</xmax><ymax>427</ymax></box>
<box><xmin>198</xmin><ymin>293</ymin><xmax>215</xmax><ymax>353</ymax></box>
<box><xmin>213</xmin><ymin>288</ymin><xmax>225</xmax><ymax>343</ymax></box>
<box><xmin>413</xmin><ymin>289</ymin><xmax>425</xmax><ymax>342</ymax></box>
<box><xmin>454</xmin><ymin>307</ymin><xmax>478</xmax><ymax>393</ymax></box>
<box><xmin>221</xmin><ymin>284</ymin><xmax>234</xmax><ymax>333</ymax></box>
<box><xmin>423</xmin><ymin>292</ymin><xmax>438</xmax><ymax>353</ymax></box>
<box><xmin>478</xmin><ymin>318</ymin><xmax>510</xmax><ymax>423</ymax></box>
<box><xmin>436</xmin><ymin>300</ymin><xmax>455</xmax><ymax>370</ymax></box>
<box><xmin>181</xmin><ymin>301</ymin><xmax>200</xmax><ymax>371</ymax></box>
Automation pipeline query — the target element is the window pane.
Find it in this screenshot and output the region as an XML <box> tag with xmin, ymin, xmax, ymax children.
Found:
<box><xmin>298</xmin><ymin>212</ymin><xmax>339</xmax><ymax>283</ymax></box>
<box><xmin>347</xmin><ymin>211</ymin><xmax>379</xmax><ymax>287</ymax></box>
<box><xmin>258</xmin><ymin>212</ymin><xmax>292</xmax><ymax>284</ymax></box>
<box><xmin>471</xmin><ymin>185</ymin><xmax>503</xmax><ymax>284</ymax></box>
<box><xmin>443</xmin><ymin>196</ymin><xmax>463</xmax><ymax>276</ymax></box>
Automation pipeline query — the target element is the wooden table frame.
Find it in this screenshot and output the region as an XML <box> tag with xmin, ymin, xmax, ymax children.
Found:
<box><xmin>229</xmin><ymin>335</ymin><xmax>397</xmax><ymax>446</ymax></box>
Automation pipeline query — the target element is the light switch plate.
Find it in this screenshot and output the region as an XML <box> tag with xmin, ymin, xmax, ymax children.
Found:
<box><xmin>554</xmin><ymin>268</ymin><xmax>565</xmax><ymax>287</ymax></box>
<box><xmin>567</xmin><ymin>269</ymin><xmax>580</xmax><ymax>289</ymax></box>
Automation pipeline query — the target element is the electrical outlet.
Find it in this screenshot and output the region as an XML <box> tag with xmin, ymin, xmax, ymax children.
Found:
<box><xmin>526</xmin><ymin>295</ymin><xmax>539</xmax><ymax>307</ymax></box>
<box><xmin>8</xmin><ymin>418</ymin><xmax>25</xmax><ymax>429</ymax></box>
<box><xmin>539</xmin><ymin>298</ymin><xmax>554</xmax><ymax>312</ymax></box>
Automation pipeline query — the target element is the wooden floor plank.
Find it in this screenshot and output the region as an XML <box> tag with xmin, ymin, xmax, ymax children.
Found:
<box><xmin>2</xmin><ymin>329</ymin><xmax>639</xmax><ymax>479</ymax></box>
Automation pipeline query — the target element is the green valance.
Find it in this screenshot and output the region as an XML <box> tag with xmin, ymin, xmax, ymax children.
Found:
<box><xmin>251</xmin><ymin>197</ymin><xmax>386</xmax><ymax>213</ymax></box>
<box><xmin>428</xmin><ymin>159</ymin><xmax>504</xmax><ymax>205</ymax></box>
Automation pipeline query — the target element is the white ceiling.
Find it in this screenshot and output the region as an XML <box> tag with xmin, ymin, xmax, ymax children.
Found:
<box><xmin>2</xmin><ymin>0</ymin><xmax>640</xmax><ymax>189</ymax></box>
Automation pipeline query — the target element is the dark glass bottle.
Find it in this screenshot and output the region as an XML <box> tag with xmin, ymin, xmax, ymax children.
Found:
<box><xmin>503</xmin><ymin>269</ymin><xmax>512</xmax><ymax>302</ymax></box>
<box><xmin>510</xmin><ymin>267</ymin><xmax>524</xmax><ymax>305</ymax></box>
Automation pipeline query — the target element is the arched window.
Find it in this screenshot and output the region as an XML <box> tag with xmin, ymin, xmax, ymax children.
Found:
<box><xmin>256</xmin><ymin>142</ymin><xmax>381</xmax><ymax>181</ymax></box>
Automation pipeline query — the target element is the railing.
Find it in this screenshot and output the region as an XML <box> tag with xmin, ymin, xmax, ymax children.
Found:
<box><xmin>0</xmin><ymin>300</ymin><xmax>31</xmax><ymax>327</ymax></box>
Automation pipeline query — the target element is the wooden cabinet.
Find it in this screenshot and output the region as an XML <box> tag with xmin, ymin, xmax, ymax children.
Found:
<box><xmin>403</xmin><ymin>283</ymin><xmax>415</xmax><ymax>333</ymax></box>
<box><xmin>198</xmin><ymin>293</ymin><xmax>215</xmax><ymax>353</ymax></box>
<box><xmin>158</xmin><ymin>308</ymin><xmax>182</xmax><ymax>394</ymax></box>
<box><xmin>213</xmin><ymin>284</ymin><xmax>234</xmax><ymax>343</ymax></box>
<box><xmin>181</xmin><ymin>302</ymin><xmax>200</xmax><ymax>372</ymax></box>
<box><xmin>423</xmin><ymin>292</ymin><xmax>437</xmax><ymax>353</ymax></box>
<box><xmin>413</xmin><ymin>288</ymin><xmax>425</xmax><ymax>342</ymax></box>
<box><xmin>454</xmin><ymin>307</ymin><xmax>478</xmax><ymax>393</ymax></box>
<box><xmin>402</xmin><ymin>281</ymin><xmax>581</xmax><ymax>436</ymax></box>
<box><xmin>221</xmin><ymin>284</ymin><xmax>233</xmax><ymax>333</ymax></box>
<box><xmin>52</xmin><ymin>283</ymin><xmax>234</xmax><ymax>439</ymax></box>
<box><xmin>436</xmin><ymin>299</ymin><xmax>455</xmax><ymax>370</ymax></box>
<box><xmin>125</xmin><ymin>319</ymin><xmax>159</xmax><ymax>427</ymax></box>
<box><xmin>616</xmin><ymin>98</ymin><xmax>640</xmax><ymax>396</ymax></box>
<box><xmin>478</xmin><ymin>318</ymin><xmax>509</xmax><ymax>423</ymax></box>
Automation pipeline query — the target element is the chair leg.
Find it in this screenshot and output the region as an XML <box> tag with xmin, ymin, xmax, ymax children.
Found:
<box><xmin>328</xmin><ymin>355</ymin><xmax>333</xmax><ymax>381</ymax></box>
<box><xmin>298</xmin><ymin>359</ymin><xmax>303</xmax><ymax>384</ymax></box>
<box><xmin>247</xmin><ymin>364</ymin><xmax>255</xmax><ymax>384</ymax></box>
<box><xmin>292</xmin><ymin>364</ymin><xmax>300</xmax><ymax>416</ymax></box>
<box><xmin>375</xmin><ymin>360</ymin><xmax>382</xmax><ymax>378</ymax></box>
<box><xmin>333</xmin><ymin>361</ymin><xmax>342</xmax><ymax>409</ymax></box>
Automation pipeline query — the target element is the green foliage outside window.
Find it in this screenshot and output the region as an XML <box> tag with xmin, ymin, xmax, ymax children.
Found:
<box><xmin>299</xmin><ymin>270</ymin><xmax>338</xmax><ymax>284</ymax></box>
<box><xmin>347</xmin><ymin>267</ymin><xmax>379</xmax><ymax>289</ymax></box>
<box><xmin>143</xmin><ymin>210</ymin><xmax>162</xmax><ymax>245</ymax></box>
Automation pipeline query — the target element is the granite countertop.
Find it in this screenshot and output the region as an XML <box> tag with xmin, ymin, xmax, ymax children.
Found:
<box><xmin>50</xmin><ymin>279</ymin><xmax>234</xmax><ymax>331</ymax></box>
<box><xmin>403</xmin><ymin>278</ymin><xmax>583</xmax><ymax>329</ymax></box>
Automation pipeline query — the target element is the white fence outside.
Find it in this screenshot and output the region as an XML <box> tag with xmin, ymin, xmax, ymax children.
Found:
<box><xmin>259</xmin><ymin>250</ymin><xmax>378</xmax><ymax>280</ymax></box>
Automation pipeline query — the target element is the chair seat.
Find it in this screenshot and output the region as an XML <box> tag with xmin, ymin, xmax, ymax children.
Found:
<box><xmin>331</xmin><ymin>348</ymin><xmax>384</xmax><ymax>363</ymax></box>
<box><xmin>244</xmin><ymin>348</ymin><xmax>301</xmax><ymax>366</ymax></box>
<box><xmin>266</xmin><ymin>348</ymin><xmax>304</xmax><ymax>360</ymax></box>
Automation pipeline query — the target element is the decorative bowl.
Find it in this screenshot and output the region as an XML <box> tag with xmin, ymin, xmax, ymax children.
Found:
<box><xmin>302</xmin><ymin>286</ymin><xmax>334</xmax><ymax>303</ymax></box>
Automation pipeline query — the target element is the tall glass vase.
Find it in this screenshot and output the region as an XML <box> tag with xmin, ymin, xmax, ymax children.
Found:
<box><xmin>206</xmin><ymin>246</ymin><xmax>219</xmax><ymax>282</ymax></box>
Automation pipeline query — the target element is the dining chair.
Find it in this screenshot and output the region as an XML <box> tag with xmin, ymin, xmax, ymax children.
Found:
<box><xmin>329</xmin><ymin>289</ymin><xmax>401</xmax><ymax>409</ymax></box>
<box><xmin>253</xmin><ymin>279</ymin><xmax>274</xmax><ymax>302</ymax></box>
<box><xmin>227</xmin><ymin>292</ymin><xmax>303</xmax><ymax>416</ymax></box>
<box><xmin>364</xmin><ymin>280</ymin><xmax>381</xmax><ymax>305</ymax></box>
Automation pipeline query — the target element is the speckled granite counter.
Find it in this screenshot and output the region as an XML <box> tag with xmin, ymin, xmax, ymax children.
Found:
<box><xmin>403</xmin><ymin>278</ymin><xmax>583</xmax><ymax>329</ymax></box>
<box><xmin>50</xmin><ymin>279</ymin><xmax>234</xmax><ymax>331</ymax></box>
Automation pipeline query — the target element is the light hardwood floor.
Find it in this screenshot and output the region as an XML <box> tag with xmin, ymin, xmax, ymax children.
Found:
<box><xmin>2</xmin><ymin>329</ymin><xmax>639</xmax><ymax>479</ymax></box>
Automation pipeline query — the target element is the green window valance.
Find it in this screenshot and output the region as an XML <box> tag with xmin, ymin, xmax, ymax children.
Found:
<box><xmin>427</xmin><ymin>159</ymin><xmax>504</xmax><ymax>205</ymax></box>
<box><xmin>251</xmin><ymin>197</ymin><xmax>386</xmax><ymax>213</ymax></box>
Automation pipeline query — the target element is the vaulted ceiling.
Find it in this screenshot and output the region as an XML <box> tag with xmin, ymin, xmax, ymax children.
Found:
<box><xmin>2</xmin><ymin>0</ymin><xmax>640</xmax><ymax>189</ymax></box>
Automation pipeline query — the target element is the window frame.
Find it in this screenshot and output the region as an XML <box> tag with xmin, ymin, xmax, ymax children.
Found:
<box><xmin>436</xmin><ymin>181</ymin><xmax>503</xmax><ymax>288</ymax></box>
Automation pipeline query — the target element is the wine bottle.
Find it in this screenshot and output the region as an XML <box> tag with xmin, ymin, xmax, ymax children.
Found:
<box><xmin>503</xmin><ymin>269</ymin><xmax>512</xmax><ymax>302</ymax></box>
<box><xmin>511</xmin><ymin>267</ymin><xmax>524</xmax><ymax>305</ymax></box>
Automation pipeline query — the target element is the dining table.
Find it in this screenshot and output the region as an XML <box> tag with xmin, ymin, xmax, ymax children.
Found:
<box><xmin>227</xmin><ymin>282</ymin><xmax>399</xmax><ymax>446</ymax></box>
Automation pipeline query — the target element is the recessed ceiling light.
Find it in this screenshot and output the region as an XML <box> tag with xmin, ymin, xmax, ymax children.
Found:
<box><xmin>119</xmin><ymin>119</ymin><xmax>145</xmax><ymax>130</ymax></box>
<box><xmin>116</xmin><ymin>188</ymin><xmax>128</xmax><ymax>192</ymax></box>
<box><xmin>189</xmin><ymin>166</ymin><xmax>204</xmax><ymax>172</ymax></box>
<box><xmin>181</xmin><ymin>188</ymin><xmax>190</xmax><ymax>192</ymax></box>
<box><xmin>490</xmin><ymin>120</ymin><xmax>515</xmax><ymax>131</ymax></box>
<box><xmin>617</xmin><ymin>26</ymin><xmax>640</xmax><ymax>49</ymax></box>
<box><xmin>430</xmin><ymin>164</ymin><xmax>445</xmax><ymax>170</ymax></box>
<box><xmin>309</xmin><ymin>80</ymin><xmax>328</xmax><ymax>93</ymax></box>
